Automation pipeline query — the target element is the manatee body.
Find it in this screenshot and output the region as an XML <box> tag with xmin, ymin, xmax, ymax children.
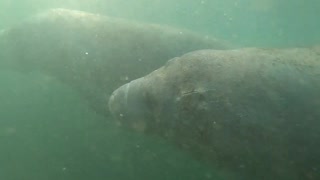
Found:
<box><xmin>109</xmin><ymin>47</ymin><xmax>320</xmax><ymax>180</ymax></box>
<box><xmin>0</xmin><ymin>8</ymin><xmax>228</xmax><ymax>116</ymax></box>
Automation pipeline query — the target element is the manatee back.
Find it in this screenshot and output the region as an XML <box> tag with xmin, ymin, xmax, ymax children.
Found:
<box><xmin>0</xmin><ymin>8</ymin><xmax>229</xmax><ymax>116</ymax></box>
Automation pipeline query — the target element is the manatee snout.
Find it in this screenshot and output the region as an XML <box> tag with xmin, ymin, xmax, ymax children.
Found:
<box><xmin>108</xmin><ymin>83</ymin><xmax>129</xmax><ymax>119</ymax></box>
<box><xmin>108</xmin><ymin>77</ymin><xmax>151</xmax><ymax>132</ymax></box>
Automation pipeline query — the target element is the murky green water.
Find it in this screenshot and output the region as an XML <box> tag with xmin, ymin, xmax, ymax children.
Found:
<box><xmin>0</xmin><ymin>1</ymin><xmax>319</xmax><ymax>180</ymax></box>
<box><xmin>0</xmin><ymin>71</ymin><xmax>222</xmax><ymax>180</ymax></box>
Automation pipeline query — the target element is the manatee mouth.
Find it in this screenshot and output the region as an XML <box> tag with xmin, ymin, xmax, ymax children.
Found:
<box><xmin>108</xmin><ymin>83</ymin><xmax>130</xmax><ymax>119</ymax></box>
<box><xmin>108</xmin><ymin>77</ymin><xmax>150</xmax><ymax>132</ymax></box>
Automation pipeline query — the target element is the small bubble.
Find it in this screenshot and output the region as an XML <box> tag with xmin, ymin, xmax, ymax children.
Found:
<box><xmin>62</xmin><ymin>167</ymin><xmax>67</xmax><ymax>171</ymax></box>
<box><xmin>119</xmin><ymin>114</ymin><xmax>124</xmax><ymax>117</ymax></box>
<box><xmin>312</xmin><ymin>167</ymin><xmax>317</xmax><ymax>171</ymax></box>
<box><xmin>232</xmin><ymin>34</ymin><xmax>238</xmax><ymax>38</ymax></box>
<box><xmin>120</xmin><ymin>76</ymin><xmax>129</xmax><ymax>81</ymax></box>
<box><xmin>85</xmin><ymin>52</ymin><xmax>89</xmax><ymax>55</ymax></box>
<box><xmin>205</xmin><ymin>172</ymin><xmax>212</xmax><ymax>179</ymax></box>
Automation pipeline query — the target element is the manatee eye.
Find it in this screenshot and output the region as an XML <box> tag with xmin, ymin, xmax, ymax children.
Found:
<box><xmin>177</xmin><ymin>89</ymin><xmax>210</xmax><ymax>115</ymax></box>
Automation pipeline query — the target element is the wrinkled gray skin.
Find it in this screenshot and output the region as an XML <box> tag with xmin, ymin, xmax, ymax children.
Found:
<box><xmin>109</xmin><ymin>47</ymin><xmax>320</xmax><ymax>180</ymax></box>
<box><xmin>0</xmin><ymin>8</ymin><xmax>228</xmax><ymax>116</ymax></box>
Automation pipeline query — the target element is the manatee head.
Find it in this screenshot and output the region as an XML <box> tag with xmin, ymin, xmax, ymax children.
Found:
<box><xmin>108</xmin><ymin>55</ymin><xmax>207</xmax><ymax>135</ymax></box>
<box><xmin>108</xmin><ymin>77</ymin><xmax>153</xmax><ymax>133</ymax></box>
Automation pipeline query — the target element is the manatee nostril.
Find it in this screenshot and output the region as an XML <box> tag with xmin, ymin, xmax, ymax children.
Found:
<box><xmin>108</xmin><ymin>92</ymin><xmax>115</xmax><ymax>111</ymax></box>
<box><xmin>108</xmin><ymin>77</ymin><xmax>153</xmax><ymax>133</ymax></box>
<box><xmin>108</xmin><ymin>83</ymin><xmax>130</xmax><ymax>119</ymax></box>
<box><xmin>109</xmin><ymin>77</ymin><xmax>149</xmax><ymax>122</ymax></box>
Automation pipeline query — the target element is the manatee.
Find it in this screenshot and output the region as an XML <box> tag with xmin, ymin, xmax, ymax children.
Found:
<box><xmin>0</xmin><ymin>8</ymin><xmax>228</xmax><ymax>116</ymax></box>
<box><xmin>109</xmin><ymin>47</ymin><xmax>320</xmax><ymax>180</ymax></box>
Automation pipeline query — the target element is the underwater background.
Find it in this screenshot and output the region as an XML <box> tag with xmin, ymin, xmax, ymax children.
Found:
<box><xmin>0</xmin><ymin>0</ymin><xmax>319</xmax><ymax>180</ymax></box>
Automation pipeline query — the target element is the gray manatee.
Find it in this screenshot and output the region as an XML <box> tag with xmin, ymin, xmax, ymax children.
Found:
<box><xmin>0</xmin><ymin>8</ymin><xmax>228</xmax><ymax>116</ymax></box>
<box><xmin>109</xmin><ymin>47</ymin><xmax>320</xmax><ymax>180</ymax></box>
